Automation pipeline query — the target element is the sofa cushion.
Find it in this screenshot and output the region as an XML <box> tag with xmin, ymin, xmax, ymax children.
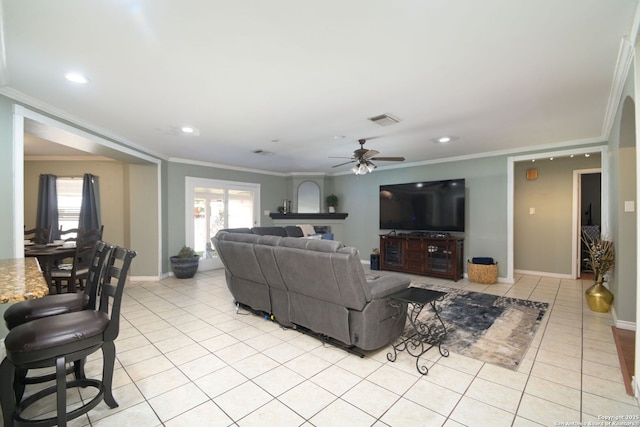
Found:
<box><xmin>279</xmin><ymin>237</ymin><xmax>344</xmax><ymax>253</ymax></box>
<box><xmin>284</xmin><ymin>226</ymin><xmax>304</xmax><ymax>237</ymax></box>
<box><xmin>252</xmin><ymin>227</ymin><xmax>287</xmax><ymax>237</ymax></box>
<box><xmin>297</xmin><ymin>224</ymin><xmax>316</xmax><ymax>237</ymax></box>
<box><xmin>257</xmin><ymin>235</ymin><xmax>282</xmax><ymax>246</ymax></box>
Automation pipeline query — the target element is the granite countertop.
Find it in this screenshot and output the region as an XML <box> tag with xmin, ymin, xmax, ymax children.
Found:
<box><xmin>0</xmin><ymin>258</ymin><xmax>48</xmax><ymax>303</ymax></box>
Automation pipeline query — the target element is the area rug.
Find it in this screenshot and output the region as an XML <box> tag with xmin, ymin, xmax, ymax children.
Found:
<box><xmin>408</xmin><ymin>283</ymin><xmax>549</xmax><ymax>370</ymax></box>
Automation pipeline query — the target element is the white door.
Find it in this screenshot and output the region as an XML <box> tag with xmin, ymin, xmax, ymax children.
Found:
<box><xmin>186</xmin><ymin>178</ymin><xmax>260</xmax><ymax>270</ymax></box>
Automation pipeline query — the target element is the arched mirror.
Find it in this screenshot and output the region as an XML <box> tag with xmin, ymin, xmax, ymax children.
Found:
<box><xmin>297</xmin><ymin>181</ymin><xmax>320</xmax><ymax>213</ymax></box>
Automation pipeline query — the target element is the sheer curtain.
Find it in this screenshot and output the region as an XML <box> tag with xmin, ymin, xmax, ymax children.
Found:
<box><xmin>35</xmin><ymin>174</ymin><xmax>59</xmax><ymax>241</ymax></box>
<box><xmin>78</xmin><ymin>173</ymin><xmax>101</xmax><ymax>232</ymax></box>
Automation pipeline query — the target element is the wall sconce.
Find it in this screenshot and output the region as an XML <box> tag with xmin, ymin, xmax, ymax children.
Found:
<box><xmin>526</xmin><ymin>168</ymin><xmax>538</xmax><ymax>180</ymax></box>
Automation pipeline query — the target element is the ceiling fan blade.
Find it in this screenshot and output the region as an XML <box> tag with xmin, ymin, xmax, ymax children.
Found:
<box><xmin>331</xmin><ymin>160</ymin><xmax>356</xmax><ymax>168</ymax></box>
<box><xmin>363</xmin><ymin>150</ymin><xmax>380</xmax><ymax>158</ymax></box>
<box><xmin>369</xmin><ymin>156</ymin><xmax>405</xmax><ymax>162</ymax></box>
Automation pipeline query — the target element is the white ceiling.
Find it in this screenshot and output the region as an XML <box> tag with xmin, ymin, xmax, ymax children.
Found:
<box><xmin>1</xmin><ymin>0</ymin><xmax>638</xmax><ymax>174</ymax></box>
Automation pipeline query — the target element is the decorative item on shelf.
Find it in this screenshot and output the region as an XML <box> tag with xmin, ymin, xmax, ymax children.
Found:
<box><xmin>277</xmin><ymin>206</ymin><xmax>285</xmax><ymax>214</ymax></box>
<box><xmin>282</xmin><ymin>199</ymin><xmax>289</xmax><ymax>214</ymax></box>
<box><xmin>326</xmin><ymin>194</ymin><xmax>338</xmax><ymax>213</ymax></box>
<box><xmin>170</xmin><ymin>245</ymin><xmax>200</xmax><ymax>279</ymax></box>
<box><xmin>582</xmin><ymin>231</ymin><xmax>615</xmax><ymax>312</ymax></box>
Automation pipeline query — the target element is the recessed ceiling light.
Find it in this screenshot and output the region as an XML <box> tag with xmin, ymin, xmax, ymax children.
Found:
<box><xmin>65</xmin><ymin>72</ymin><xmax>89</xmax><ymax>84</ymax></box>
<box><xmin>181</xmin><ymin>127</ymin><xmax>195</xmax><ymax>133</ymax></box>
<box><xmin>433</xmin><ymin>136</ymin><xmax>457</xmax><ymax>144</ymax></box>
<box><xmin>585</xmin><ymin>153</ymin><xmax>590</xmax><ymax>157</ymax></box>
<box><xmin>550</xmin><ymin>157</ymin><xmax>554</xmax><ymax>161</ymax></box>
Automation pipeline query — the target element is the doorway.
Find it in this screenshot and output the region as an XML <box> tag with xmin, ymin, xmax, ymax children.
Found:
<box><xmin>185</xmin><ymin>177</ymin><xmax>260</xmax><ymax>271</ymax></box>
<box><xmin>575</xmin><ymin>170</ymin><xmax>601</xmax><ymax>279</ymax></box>
<box><xmin>508</xmin><ymin>147</ymin><xmax>608</xmax><ymax>282</ymax></box>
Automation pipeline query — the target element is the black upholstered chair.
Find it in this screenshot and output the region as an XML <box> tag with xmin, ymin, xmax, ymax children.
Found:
<box><xmin>0</xmin><ymin>245</ymin><xmax>136</xmax><ymax>427</ymax></box>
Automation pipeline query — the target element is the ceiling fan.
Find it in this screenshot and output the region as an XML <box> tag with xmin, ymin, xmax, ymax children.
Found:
<box><xmin>331</xmin><ymin>139</ymin><xmax>405</xmax><ymax>174</ymax></box>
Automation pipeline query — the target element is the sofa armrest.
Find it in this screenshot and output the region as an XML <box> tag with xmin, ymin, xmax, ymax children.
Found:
<box><xmin>367</xmin><ymin>275</ymin><xmax>411</xmax><ymax>299</ymax></box>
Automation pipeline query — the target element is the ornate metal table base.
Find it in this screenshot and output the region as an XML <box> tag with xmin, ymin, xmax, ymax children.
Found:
<box><xmin>387</xmin><ymin>287</ymin><xmax>449</xmax><ymax>375</ymax></box>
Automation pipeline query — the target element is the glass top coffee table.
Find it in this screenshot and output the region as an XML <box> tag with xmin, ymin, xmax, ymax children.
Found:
<box><xmin>387</xmin><ymin>287</ymin><xmax>449</xmax><ymax>375</ymax></box>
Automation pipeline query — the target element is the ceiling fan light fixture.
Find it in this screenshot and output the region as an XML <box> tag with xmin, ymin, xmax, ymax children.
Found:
<box><xmin>351</xmin><ymin>160</ymin><xmax>376</xmax><ymax>175</ymax></box>
<box><xmin>366</xmin><ymin>161</ymin><xmax>376</xmax><ymax>173</ymax></box>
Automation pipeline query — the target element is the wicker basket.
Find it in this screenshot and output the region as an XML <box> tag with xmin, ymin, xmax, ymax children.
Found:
<box><xmin>467</xmin><ymin>261</ymin><xmax>498</xmax><ymax>284</ymax></box>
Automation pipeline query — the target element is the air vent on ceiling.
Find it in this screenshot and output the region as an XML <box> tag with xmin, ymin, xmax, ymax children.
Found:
<box><xmin>367</xmin><ymin>113</ymin><xmax>400</xmax><ymax>126</ymax></box>
<box><xmin>252</xmin><ymin>149</ymin><xmax>275</xmax><ymax>155</ymax></box>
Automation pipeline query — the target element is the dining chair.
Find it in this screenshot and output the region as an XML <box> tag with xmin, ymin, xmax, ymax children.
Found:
<box><xmin>0</xmin><ymin>245</ymin><xmax>136</xmax><ymax>427</ymax></box>
<box><xmin>58</xmin><ymin>225</ymin><xmax>104</xmax><ymax>242</ymax></box>
<box><xmin>50</xmin><ymin>227</ymin><xmax>104</xmax><ymax>293</ymax></box>
<box><xmin>24</xmin><ymin>225</ymin><xmax>51</xmax><ymax>244</ymax></box>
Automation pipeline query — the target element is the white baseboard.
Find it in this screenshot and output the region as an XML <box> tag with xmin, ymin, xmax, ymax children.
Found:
<box><xmin>615</xmin><ymin>320</ymin><xmax>636</xmax><ymax>331</ymax></box>
<box><xmin>514</xmin><ymin>269</ymin><xmax>573</xmax><ymax>279</ymax></box>
<box><xmin>129</xmin><ymin>275</ymin><xmax>163</xmax><ymax>282</ymax></box>
<box><xmin>608</xmin><ymin>306</ymin><xmax>636</xmax><ymax>331</ymax></box>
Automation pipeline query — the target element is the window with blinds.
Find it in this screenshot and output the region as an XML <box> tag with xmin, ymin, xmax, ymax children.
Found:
<box><xmin>57</xmin><ymin>177</ymin><xmax>83</xmax><ymax>231</ymax></box>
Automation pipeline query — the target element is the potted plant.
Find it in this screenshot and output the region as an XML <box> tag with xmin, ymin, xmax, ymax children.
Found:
<box><xmin>170</xmin><ymin>245</ymin><xmax>200</xmax><ymax>279</ymax></box>
<box><xmin>582</xmin><ymin>231</ymin><xmax>615</xmax><ymax>312</ymax></box>
<box><xmin>326</xmin><ymin>194</ymin><xmax>338</xmax><ymax>213</ymax></box>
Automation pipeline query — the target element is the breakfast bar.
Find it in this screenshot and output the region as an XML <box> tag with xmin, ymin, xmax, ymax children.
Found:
<box><xmin>0</xmin><ymin>257</ymin><xmax>49</xmax><ymax>304</ymax></box>
<box><xmin>0</xmin><ymin>257</ymin><xmax>49</xmax><ymax>356</ymax></box>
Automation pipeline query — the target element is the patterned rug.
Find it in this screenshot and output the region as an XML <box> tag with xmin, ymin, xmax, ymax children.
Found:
<box><xmin>409</xmin><ymin>283</ymin><xmax>549</xmax><ymax>370</ymax></box>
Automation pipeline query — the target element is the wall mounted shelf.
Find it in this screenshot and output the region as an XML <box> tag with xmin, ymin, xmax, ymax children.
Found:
<box><xmin>269</xmin><ymin>213</ymin><xmax>348</xmax><ymax>220</ymax></box>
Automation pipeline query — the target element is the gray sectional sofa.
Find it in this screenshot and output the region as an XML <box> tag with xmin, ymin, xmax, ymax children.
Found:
<box><xmin>212</xmin><ymin>229</ymin><xmax>410</xmax><ymax>352</ymax></box>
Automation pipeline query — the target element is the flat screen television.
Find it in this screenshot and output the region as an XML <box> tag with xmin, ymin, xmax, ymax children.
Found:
<box><xmin>379</xmin><ymin>179</ymin><xmax>465</xmax><ymax>232</ymax></box>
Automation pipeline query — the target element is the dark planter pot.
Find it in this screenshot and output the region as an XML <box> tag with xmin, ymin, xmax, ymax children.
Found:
<box><xmin>170</xmin><ymin>256</ymin><xmax>200</xmax><ymax>279</ymax></box>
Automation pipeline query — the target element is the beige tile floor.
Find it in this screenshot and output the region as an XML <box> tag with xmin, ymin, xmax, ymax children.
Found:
<box><xmin>12</xmin><ymin>269</ymin><xmax>640</xmax><ymax>426</ymax></box>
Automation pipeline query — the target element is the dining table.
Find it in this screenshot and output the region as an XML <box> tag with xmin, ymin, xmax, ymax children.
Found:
<box><xmin>24</xmin><ymin>242</ymin><xmax>77</xmax><ymax>290</ymax></box>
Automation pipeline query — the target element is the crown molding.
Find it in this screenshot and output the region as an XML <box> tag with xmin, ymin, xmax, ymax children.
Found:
<box><xmin>169</xmin><ymin>157</ymin><xmax>288</xmax><ymax>177</ymax></box>
<box><xmin>601</xmin><ymin>37</ymin><xmax>635</xmax><ymax>140</ymax></box>
<box><xmin>0</xmin><ymin>86</ymin><xmax>168</xmax><ymax>162</ymax></box>
<box><xmin>0</xmin><ymin>0</ymin><xmax>8</xmax><ymax>86</ymax></box>
<box><xmin>24</xmin><ymin>155</ymin><xmax>115</xmax><ymax>162</ymax></box>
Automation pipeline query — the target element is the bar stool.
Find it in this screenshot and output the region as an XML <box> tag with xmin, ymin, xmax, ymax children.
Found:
<box><xmin>4</xmin><ymin>241</ymin><xmax>112</xmax><ymax>400</ymax></box>
<box><xmin>0</xmin><ymin>246</ymin><xmax>136</xmax><ymax>427</ymax></box>
<box><xmin>4</xmin><ymin>241</ymin><xmax>112</xmax><ymax>330</ymax></box>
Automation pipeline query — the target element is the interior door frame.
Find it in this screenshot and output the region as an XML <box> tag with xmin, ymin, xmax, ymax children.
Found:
<box><xmin>12</xmin><ymin>105</ymin><xmax>163</xmax><ymax>279</ymax></box>
<box><xmin>184</xmin><ymin>176</ymin><xmax>261</xmax><ymax>251</ymax></box>
<box><xmin>572</xmin><ymin>168</ymin><xmax>602</xmax><ymax>279</ymax></box>
<box><xmin>507</xmin><ymin>145</ymin><xmax>609</xmax><ymax>282</ymax></box>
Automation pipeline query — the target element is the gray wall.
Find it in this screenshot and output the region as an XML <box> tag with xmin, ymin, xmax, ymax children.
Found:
<box><xmin>1</xmin><ymin>77</ymin><xmax>637</xmax><ymax>303</ymax></box>
<box><xmin>331</xmin><ymin>156</ymin><xmax>508</xmax><ymax>277</ymax></box>
<box><xmin>24</xmin><ymin>160</ymin><xmax>127</xmax><ymax>246</ymax></box>
<box><xmin>607</xmin><ymin>62</ymin><xmax>637</xmax><ymax>323</ymax></box>
<box><xmin>514</xmin><ymin>155</ymin><xmax>601</xmax><ymax>275</ymax></box>
<box><xmin>166</xmin><ymin>162</ymin><xmax>287</xmax><ymax>273</ymax></box>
